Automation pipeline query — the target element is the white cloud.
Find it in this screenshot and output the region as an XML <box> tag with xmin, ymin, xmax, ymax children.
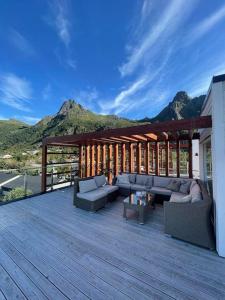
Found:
<box><xmin>9</xmin><ymin>29</ymin><xmax>35</xmax><ymax>56</ymax></box>
<box><xmin>42</xmin><ymin>83</ymin><xmax>52</xmax><ymax>100</ymax></box>
<box><xmin>15</xmin><ymin>116</ymin><xmax>41</xmax><ymax>125</ymax></box>
<box><xmin>48</xmin><ymin>0</ymin><xmax>71</xmax><ymax>47</ymax></box>
<box><xmin>186</xmin><ymin>4</ymin><xmax>225</xmax><ymax>45</ymax></box>
<box><xmin>119</xmin><ymin>0</ymin><xmax>197</xmax><ymax>77</ymax></box>
<box><xmin>100</xmin><ymin>45</ymin><xmax>173</xmax><ymax>115</ymax></box>
<box><xmin>0</xmin><ymin>73</ymin><xmax>32</xmax><ymax>111</ymax></box>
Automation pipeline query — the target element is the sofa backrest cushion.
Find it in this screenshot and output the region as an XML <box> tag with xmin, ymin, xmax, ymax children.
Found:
<box><xmin>122</xmin><ymin>173</ymin><xmax>136</xmax><ymax>184</ymax></box>
<box><xmin>167</xmin><ymin>179</ymin><xmax>181</xmax><ymax>192</ymax></box>
<box><xmin>136</xmin><ymin>175</ymin><xmax>148</xmax><ymax>186</ymax></box>
<box><xmin>154</xmin><ymin>176</ymin><xmax>171</xmax><ymax>188</ymax></box>
<box><xmin>79</xmin><ymin>179</ymin><xmax>98</xmax><ymax>193</ymax></box>
<box><xmin>179</xmin><ymin>180</ymin><xmax>191</xmax><ymax>194</ymax></box>
<box><xmin>94</xmin><ymin>175</ymin><xmax>107</xmax><ymax>187</ymax></box>
<box><xmin>117</xmin><ymin>174</ymin><xmax>130</xmax><ymax>184</ymax></box>
<box><xmin>190</xmin><ymin>183</ymin><xmax>202</xmax><ymax>202</ymax></box>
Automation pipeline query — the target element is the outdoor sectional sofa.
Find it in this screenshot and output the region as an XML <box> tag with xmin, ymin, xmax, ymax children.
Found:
<box><xmin>73</xmin><ymin>175</ymin><xmax>119</xmax><ymax>212</ymax></box>
<box><xmin>73</xmin><ymin>173</ymin><xmax>215</xmax><ymax>249</ymax></box>
<box><xmin>113</xmin><ymin>172</ymin><xmax>215</xmax><ymax>249</ymax></box>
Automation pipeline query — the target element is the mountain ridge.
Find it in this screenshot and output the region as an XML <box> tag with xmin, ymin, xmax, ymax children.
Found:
<box><xmin>0</xmin><ymin>91</ymin><xmax>206</xmax><ymax>153</ymax></box>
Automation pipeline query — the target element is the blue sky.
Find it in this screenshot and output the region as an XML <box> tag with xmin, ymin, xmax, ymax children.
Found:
<box><xmin>0</xmin><ymin>0</ymin><xmax>225</xmax><ymax>124</ymax></box>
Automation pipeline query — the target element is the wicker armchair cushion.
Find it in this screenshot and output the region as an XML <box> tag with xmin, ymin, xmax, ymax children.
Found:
<box><xmin>79</xmin><ymin>179</ymin><xmax>97</xmax><ymax>193</ymax></box>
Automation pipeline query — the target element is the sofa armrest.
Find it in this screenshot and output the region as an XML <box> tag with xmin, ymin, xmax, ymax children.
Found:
<box><xmin>164</xmin><ymin>201</ymin><xmax>215</xmax><ymax>249</ymax></box>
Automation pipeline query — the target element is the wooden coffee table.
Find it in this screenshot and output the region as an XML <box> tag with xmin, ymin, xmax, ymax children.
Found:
<box><xmin>123</xmin><ymin>192</ymin><xmax>155</xmax><ymax>224</ymax></box>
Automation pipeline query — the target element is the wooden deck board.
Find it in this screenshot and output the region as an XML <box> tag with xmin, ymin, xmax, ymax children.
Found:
<box><xmin>0</xmin><ymin>188</ymin><xmax>225</xmax><ymax>299</ymax></box>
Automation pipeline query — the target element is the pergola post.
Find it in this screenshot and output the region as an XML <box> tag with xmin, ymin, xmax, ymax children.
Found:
<box><xmin>41</xmin><ymin>144</ymin><xmax>47</xmax><ymax>193</ymax></box>
<box><xmin>85</xmin><ymin>145</ymin><xmax>90</xmax><ymax>177</ymax></box>
<box><xmin>137</xmin><ymin>142</ymin><xmax>142</xmax><ymax>173</ymax></box>
<box><xmin>145</xmin><ymin>142</ymin><xmax>150</xmax><ymax>174</ymax></box>
<box><xmin>165</xmin><ymin>140</ymin><xmax>169</xmax><ymax>176</ymax></box>
<box><xmin>129</xmin><ymin>143</ymin><xmax>134</xmax><ymax>173</ymax></box>
<box><xmin>155</xmin><ymin>141</ymin><xmax>159</xmax><ymax>176</ymax></box>
<box><xmin>121</xmin><ymin>143</ymin><xmax>126</xmax><ymax>173</ymax></box>
<box><xmin>108</xmin><ymin>144</ymin><xmax>112</xmax><ymax>183</ymax></box>
<box><xmin>188</xmin><ymin>139</ymin><xmax>193</xmax><ymax>178</ymax></box>
<box><xmin>102</xmin><ymin>144</ymin><xmax>106</xmax><ymax>174</ymax></box>
<box><xmin>114</xmin><ymin>144</ymin><xmax>119</xmax><ymax>176</ymax></box>
<box><xmin>90</xmin><ymin>144</ymin><xmax>95</xmax><ymax>176</ymax></box>
<box><xmin>96</xmin><ymin>144</ymin><xmax>101</xmax><ymax>175</ymax></box>
<box><xmin>78</xmin><ymin>145</ymin><xmax>83</xmax><ymax>178</ymax></box>
<box><xmin>176</xmin><ymin>140</ymin><xmax>180</xmax><ymax>177</ymax></box>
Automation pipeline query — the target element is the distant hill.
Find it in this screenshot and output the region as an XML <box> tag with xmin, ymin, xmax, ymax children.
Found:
<box><xmin>0</xmin><ymin>100</ymin><xmax>136</xmax><ymax>152</ymax></box>
<box><xmin>0</xmin><ymin>92</ymin><xmax>206</xmax><ymax>153</ymax></box>
<box><xmin>139</xmin><ymin>92</ymin><xmax>205</xmax><ymax>123</ymax></box>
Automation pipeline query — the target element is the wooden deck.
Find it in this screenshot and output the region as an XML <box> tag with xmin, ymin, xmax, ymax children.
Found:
<box><xmin>0</xmin><ymin>188</ymin><xmax>225</xmax><ymax>300</ymax></box>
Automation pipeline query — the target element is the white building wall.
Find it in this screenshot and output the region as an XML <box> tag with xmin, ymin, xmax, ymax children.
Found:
<box><xmin>211</xmin><ymin>81</ymin><xmax>225</xmax><ymax>257</ymax></box>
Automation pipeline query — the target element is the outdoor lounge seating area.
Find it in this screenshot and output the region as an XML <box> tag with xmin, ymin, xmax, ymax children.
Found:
<box><xmin>41</xmin><ymin>116</ymin><xmax>216</xmax><ymax>251</ymax></box>
<box><xmin>73</xmin><ymin>173</ymin><xmax>215</xmax><ymax>249</ymax></box>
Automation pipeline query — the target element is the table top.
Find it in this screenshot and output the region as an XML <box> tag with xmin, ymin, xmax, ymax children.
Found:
<box><xmin>123</xmin><ymin>192</ymin><xmax>153</xmax><ymax>207</ymax></box>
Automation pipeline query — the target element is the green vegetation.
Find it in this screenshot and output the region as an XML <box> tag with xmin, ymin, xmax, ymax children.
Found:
<box><xmin>2</xmin><ymin>187</ymin><xmax>32</xmax><ymax>202</ymax></box>
<box><xmin>0</xmin><ymin>93</ymin><xmax>205</xmax><ymax>168</ymax></box>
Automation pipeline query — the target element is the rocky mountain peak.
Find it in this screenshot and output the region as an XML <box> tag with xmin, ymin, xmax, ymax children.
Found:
<box><xmin>58</xmin><ymin>99</ymin><xmax>84</xmax><ymax>116</ymax></box>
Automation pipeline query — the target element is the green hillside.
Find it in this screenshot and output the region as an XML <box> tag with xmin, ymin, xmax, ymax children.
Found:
<box><xmin>0</xmin><ymin>92</ymin><xmax>206</xmax><ymax>153</ymax></box>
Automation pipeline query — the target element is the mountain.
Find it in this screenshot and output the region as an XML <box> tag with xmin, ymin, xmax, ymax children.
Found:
<box><xmin>0</xmin><ymin>92</ymin><xmax>206</xmax><ymax>153</ymax></box>
<box><xmin>139</xmin><ymin>92</ymin><xmax>205</xmax><ymax>123</ymax></box>
<box><xmin>0</xmin><ymin>100</ymin><xmax>136</xmax><ymax>152</ymax></box>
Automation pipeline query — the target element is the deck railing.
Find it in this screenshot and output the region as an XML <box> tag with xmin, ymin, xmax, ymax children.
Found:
<box><xmin>0</xmin><ymin>163</ymin><xmax>78</xmax><ymax>204</ymax></box>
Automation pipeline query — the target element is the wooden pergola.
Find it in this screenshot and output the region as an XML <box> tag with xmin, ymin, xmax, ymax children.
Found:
<box><xmin>41</xmin><ymin>116</ymin><xmax>212</xmax><ymax>192</ymax></box>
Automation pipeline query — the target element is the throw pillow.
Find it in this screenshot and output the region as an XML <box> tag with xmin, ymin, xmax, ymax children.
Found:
<box><xmin>190</xmin><ymin>184</ymin><xmax>202</xmax><ymax>202</ymax></box>
<box><xmin>167</xmin><ymin>180</ymin><xmax>181</xmax><ymax>192</ymax></box>
<box><xmin>79</xmin><ymin>179</ymin><xmax>97</xmax><ymax>193</ymax></box>
<box><xmin>179</xmin><ymin>180</ymin><xmax>191</xmax><ymax>194</ymax></box>
<box><xmin>94</xmin><ymin>175</ymin><xmax>107</xmax><ymax>187</ymax></box>
<box><xmin>170</xmin><ymin>194</ymin><xmax>192</xmax><ymax>203</ymax></box>
<box><xmin>190</xmin><ymin>180</ymin><xmax>197</xmax><ymax>192</ymax></box>
<box><xmin>117</xmin><ymin>174</ymin><xmax>130</xmax><ymax>184</ymax></box>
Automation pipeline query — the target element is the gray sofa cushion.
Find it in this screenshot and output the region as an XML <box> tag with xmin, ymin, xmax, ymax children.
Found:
<box><xmin>115</xmin><ymin>182</ymin><xmax>131</xmax><ymax>189</ymax></box>
<box><xmin>150</xmin><ymin>186</ymin><xmax>172</xmax><ymax>196</ymax></box>
<box><xmin>94</xmin><ymin>175</ymin><xmax>107</xmax><ymax>187</ymax></box>
<box><xmin>190</xmin><ymin>183</ymin><xmax>202</xmax><ymax>202</ymax></box>
<box><xmin>77</xmin><ymin>190</ymin><xmax>107</xmax><ymax>201</ymax></box>
<box><xmin>99</xmin><ymin>185</ymin><xmax>119</xmax><ymax>194</ymax></box>
<box><xmin>131</xmin><ymin>184</ymin><xmax>146</xmax><ymax>191</ymax></box>
<box><xmin>153</xmin><ymin>176</ymin><xmax>171</xmax><ymax>188</ymax></box>
<box><xmin>125</xmin><ymin>173</ymin><xmax>136</xmax><ymax>184</ymax></box>
<box><xmin>116</xmin><ymin>174</ymin><xmax>130</xmax><ymax>184</ymax></box>
<box><xmin>136</xmin><ymin>175</ymin><xmax>149</xmax><ymax>186</ymax></box>
<box><xmin>179</xmin><ymin>180</ymin><xmax>191</xmax><ymax>194</ymax></box>
<box><xmin>167</xmin><ymin>180</ymin><xmax>181</xmax><ymax>192</ymax></box>
<box><xmin>79</xmin><ymin>179</ymin><xmax>97</xmax><ymax>193</ymax></box>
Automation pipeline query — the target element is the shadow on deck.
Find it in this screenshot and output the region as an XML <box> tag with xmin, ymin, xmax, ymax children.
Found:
<box><xmin>0</xmin><ymin>187</ymin><xmax>225</xmax><ymax>299</ymax></box>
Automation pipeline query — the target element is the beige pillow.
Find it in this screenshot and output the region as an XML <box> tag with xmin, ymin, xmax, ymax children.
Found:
<box><xmin>170</xmin><ymin>194</ymin><xmax>192</xmax><ymax>203</ymax></box>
